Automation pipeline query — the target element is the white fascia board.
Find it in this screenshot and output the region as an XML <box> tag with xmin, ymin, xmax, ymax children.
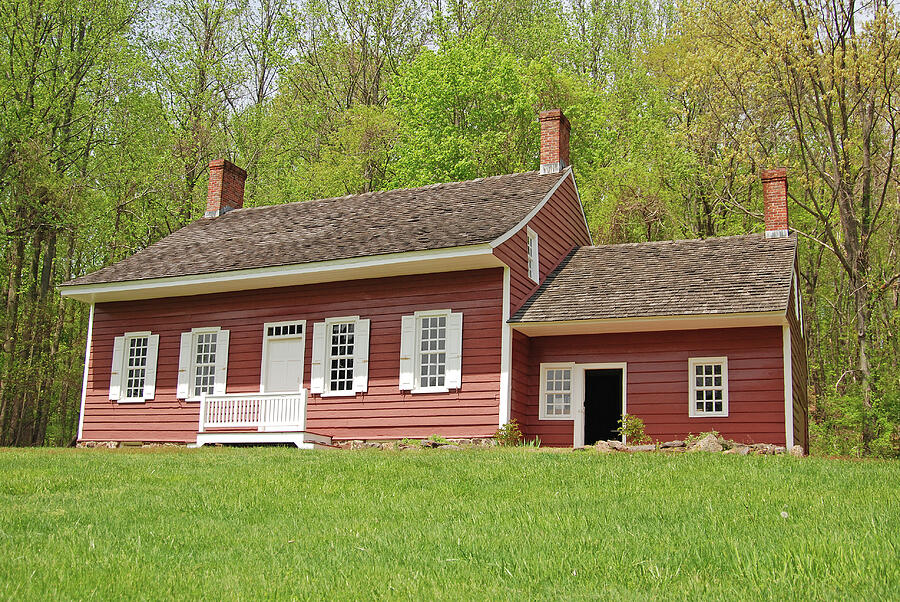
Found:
<box><xmin>59</xmin><ymin>244</ymin><xmax>503</xmax><ymax>303</ymax></box>
<box><xmin>568</xmin><ymin>170</ymin><xmax>594</xmax><ymax>245</ymax></box>
<box><xmin>509</xmin><ymin>311</ymin><xmax>787</xmax><ymax>336</ymax></box>
<box><xmin>489</xmin><ymin>169</ymin><xmax>572</xmax><ymax>249</ymax></box>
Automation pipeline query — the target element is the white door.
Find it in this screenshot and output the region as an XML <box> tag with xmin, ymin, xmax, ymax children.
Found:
<box><xmin>264</xmin><ymin>337</ymin><xmax>304</xmax><ymax>392</ymax></box>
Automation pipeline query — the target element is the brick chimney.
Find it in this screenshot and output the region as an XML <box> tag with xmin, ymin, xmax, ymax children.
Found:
<box><xmin>761</xmin><ymin>168</ymin><xmax>789</xmax><ymax>238</ymax></box>
<box><xmin>539</xmin><ymin>109</ymin><xmax>570</xmax><ymax>174</ymax></box>
<box><xmin>205</xmin><ymin>159</ymin><xmax>247</xmax><ymax>218</ymax></box>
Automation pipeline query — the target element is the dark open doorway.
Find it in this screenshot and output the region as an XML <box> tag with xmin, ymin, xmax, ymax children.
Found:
<box><xmin>583</xmin><ymin>369</ymin><xmax>624</xmax><ymax>445</ymax></box>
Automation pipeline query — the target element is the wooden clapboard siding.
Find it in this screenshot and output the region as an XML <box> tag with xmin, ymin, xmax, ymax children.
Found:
<box><xmin>521</xmin><ymin>326</ymin><xmax>787</xmax><ymax>447</ymax></box>
<box><xmin>787</xmin><ymin>265</ymin><xmax>810</xmax><ymax>452</ymax></box>
<box><xmin>493</xmin><ymin>173</ymin><xmax>590</xmax><ymax>427</ymax></box>
<box><xmin>82</xmin><ymin>268</ymin><xmax>504</xmax><ymax>443</ymax></box>
<box><xmin>492</xmin><ymin>173</ymin><xmax>592</xmax><ymax>314</ymax></box>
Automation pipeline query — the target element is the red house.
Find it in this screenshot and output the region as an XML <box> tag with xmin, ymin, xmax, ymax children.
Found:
<box><xmin>60</xmin><ymin>110</ymin><xmax>808</xmax><ymax>450</ymax></box>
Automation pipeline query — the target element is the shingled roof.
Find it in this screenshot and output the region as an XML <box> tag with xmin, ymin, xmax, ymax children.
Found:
<box><xmin>511</xmin><ymin>234</ymin><xmax>797</xmax><ymax>322</ymax></box>
<box><xmin>64</xmin><ymin>170</ymin><xmax>566</xmax><ymax>287</ymax></box>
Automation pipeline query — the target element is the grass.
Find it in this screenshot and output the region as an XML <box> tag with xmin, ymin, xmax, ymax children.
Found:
<box><xmin>0</xmin><ymin>448</ymin><xmax>898</xmax><ymax>600</ymax></box>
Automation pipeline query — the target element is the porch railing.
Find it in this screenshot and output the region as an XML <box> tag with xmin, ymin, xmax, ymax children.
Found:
<box><xmin>198</xmin><ymin>391</ymin><xmax>307</xmax><ymax>433</ymax></box>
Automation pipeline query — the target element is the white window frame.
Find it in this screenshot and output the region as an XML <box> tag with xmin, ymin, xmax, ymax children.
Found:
<box><xmin>259</xmin><ymin>320</ymin><xmax>306</xmax><ymax>393</ymax></box>
<box><xmin>322</xmin><ymin>316</ymin><xmax>361</xmax><ymax>397</ymax></box>
<box><xmin>527</xmin><ymin>227</ymin><xmax>540</xmax><ymax>283</ymax></box>
<box><xmin>412</xmin><ymin>309</ymin><xmax>453</xmax><ymax>394</ymax></box>
<box><xmin>688</xmin><ymin>357</ymin><xmax>729</xmax><ymax>418</ymax></box>
<box><xmin>539</xmin><ymin>362</ymin><xmax>575</xmax><ymax>420</ymax></box>
<box><xmin>114</xmin><ymin>331</ymin><xmax>158</xmax><ymax>404</ymax></box>
<box><xmin>183</xmin><ymin>326</ymin><xmax>228</xmax><ymax>402</ymax></box>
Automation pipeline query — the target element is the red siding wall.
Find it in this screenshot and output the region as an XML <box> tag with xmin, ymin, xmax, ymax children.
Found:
<box><xmin>522</xmin><ymin>327</ymin><xmax>787</xmax><ymax>447</ymax></box>
<box><xmin>82</xmin><ymin>268</ymin><xmax>503</xmax><ymax>443</ymax></box>
<box><xmin>492</xmin><ymin>173</ymin><xmax>592</xmax><ymax>429</ymax></box>
<box><xmin>492</xmin><ymin>173</ymin><xmax>592</xmax><ymax>313</ymax></box>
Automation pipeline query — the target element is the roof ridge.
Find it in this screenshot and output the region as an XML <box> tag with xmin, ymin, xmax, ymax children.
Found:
<box><xmin>231</xmin><ymin>170</ymin><xmax>544</xmax><ymax>214</ymax></box>
<box><xmin>579</xmin><ymin>232</ymin><xmax>787</xmax><ymax>251</ymax></box>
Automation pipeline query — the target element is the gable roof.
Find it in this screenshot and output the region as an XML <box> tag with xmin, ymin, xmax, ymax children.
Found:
<box><xmin>64</xmin><ymin>170</ymin><xmax>569</xmax><ymax>288</ymax></box>
<box><xmin>511</xmin><ymin>234</ymin><xmax>797</xmax><ymax>323</ymax></box>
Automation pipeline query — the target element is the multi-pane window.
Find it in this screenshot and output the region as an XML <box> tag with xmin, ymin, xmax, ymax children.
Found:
<box><xmin>541</xmin><ymin>366</ymin><xmax>573</xmax><ymax>419</ymax></box>
<box><xmin>267</xmin><ymin>322</ymin><xmax>302</xmax><ymax>337</ymax></box>
<box><xmin>193</xmin><ymin>331</ymin><xmax>218</xmax><ymax>398</ymax></box>
<box><xmin>689</xmin><ymin>358</ymin><xmax>728</xmax><ymax>417</ymax></box>
<box><xmin>328</xmin><ymin>322</ymin><xmax>355</xmax><ymax>392</ymax></box>
<box><xmin>417</xmin><ymin>315</ymin><xmax>447</xmax><ymax>389</ymax></box>
<box><xmin>124</xmin><ymin>335</ymin><xmax>149</xmax><ymax>399</ymax></box>
<box><xmin>527</xmin><ymin>228</ymin><xmax>539</xmax><ymax>282</ymax></box>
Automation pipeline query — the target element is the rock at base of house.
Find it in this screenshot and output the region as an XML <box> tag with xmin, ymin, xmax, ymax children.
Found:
<box><xmin>789</xmin><ymin>445</ymin><xmax>805</xmax><ymax>457</ymax></box>
<box><xmin>723</xmin><ymin>445</ymin><xmax>751</xmax><ymax>455</ymax></box>
<box><xmin>660</xmin><ymin>440</ymin><xmax>685</xmax><ymax>448</ymax></box>
<box><xmin>688</xmin><ymin>433</ymin><xmax>724</xmax><ymax>453</ymax></box>
<box><xmin>594</xmin><ymin>440</ymin><xmax>614</xmax><ymax>453</ymax></box>
<box><xmin>626</xmin><ymin>444</ymin><xmax>656</xmax><ymax>452</ymax></box>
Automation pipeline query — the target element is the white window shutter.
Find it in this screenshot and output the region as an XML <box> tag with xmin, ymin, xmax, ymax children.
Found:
<box><xmin>109</xmin><ymin>336</ymin><xmax>125</xmax><ymax>400</ymax></box>
<box><xmin>143</xmin><ymin>334</ymin><xmax>160</xmax><ymax>400</ymax></box>
<box><xmin>446</xmin><ymin>311</ymin><xmax>463</xmax><ymax>389</ymax></box>
<box><xmin>399</xmin><ymin>315</ymin><xmax>415</xmax><ymax>390</ymax></box>
<box><xmin>353</xmin><ymin>319</ymin><xmax>370</xmax><ymax>393</ymax></box>
<box><xmin>213</xmin><ymin>329</ymin><xmax>229</xmax><ymax>395</ymax></box>
<box><xmin>177</xmin><ymin>332</ymin><xmax>192</xmax><ymax>399</ymax></box>
<box><xmin>310</xmin><ymin>322</ymin><xmax>325</xmax><ymax>394</ymax></box>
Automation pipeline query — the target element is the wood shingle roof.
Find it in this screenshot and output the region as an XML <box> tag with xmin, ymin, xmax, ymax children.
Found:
<box><xmin>64</xmin><ymin>170</ymin><xmax>566</xmax><ymax>286</ymax></box>
<box><xmin>511</xmin><ymin>234</ymin><xmax>797</xmax><ymax>322</ymax></box>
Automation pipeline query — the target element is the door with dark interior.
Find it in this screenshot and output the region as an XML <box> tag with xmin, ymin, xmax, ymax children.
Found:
<box><xmin>583</xmin><ymin>369</ymin><xmax>624</xmax><ymax>445</ymax></box>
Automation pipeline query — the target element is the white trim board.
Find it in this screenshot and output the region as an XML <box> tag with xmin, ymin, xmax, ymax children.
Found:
<box><xmin>77</xmin><ymin>303</ymin><xmax>95</xmax><ymax>441</ymax></box>
<box><xmin>192</xmin><ymin>431</ymin><xmax>332</xmax><ymax>449</ymax></box>
<box><xmin>489</xmin><ymin>169</ymin><xmax>574</xmax><ymax>249</ymax></box>
<box><xmin>572</xmin><ymin>363</ymin><xmax>627</xmax><ymax>448</ymax></box>
<box><xmin>510</xmin><ymin>311</ymin><xmax>787</xmax><ymax>336</ymax></box>
<box><xmin>59</xmin><ymin>244</ymin><xmax>505</xmax><ymax>303</ymax></box>
<box><xmin>783</xmin><ymin>325</ymin><xmax>795</xmax><ymax>448</ymax></box>
<box><xmin>498</xmin><ymin>267</ymin><xmax>512</xmax><ymax>426</ymax></box>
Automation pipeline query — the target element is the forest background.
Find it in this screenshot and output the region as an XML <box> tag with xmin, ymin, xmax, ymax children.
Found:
<box><xmin>0</xmin><ymin>0</ymin><xmax>898</xmax><ymax>454</ymax></box>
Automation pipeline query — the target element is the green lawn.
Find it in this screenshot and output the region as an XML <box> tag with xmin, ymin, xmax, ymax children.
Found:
<box><xmin>0</xmin><ymin>448</ymin><xmax>898</xmax><ymax>600</ymax></box>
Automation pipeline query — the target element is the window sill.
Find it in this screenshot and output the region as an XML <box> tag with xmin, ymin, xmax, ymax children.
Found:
<box><xmin>117</xmin><ymin>398</ymin><xmax>146</xmax><ymax>404</ymax></box>
<box><xmin>689</xmin><ymin>413</ymin><xmax>729</xmax><ymax>419</ymax></box>
<box><xmin>538</xmin><ymin>414</ymin><xmax>573</xmax><ymax>421</ymax></box>
<box><xmin>319</xmin><ymin>391</ymin><xmax>357</xmax><ymax>398</ymax></box>
<box><xmin>410</xmin><ymin>387</ymin><xmax>450</xmax><ymax>394</ymax></box>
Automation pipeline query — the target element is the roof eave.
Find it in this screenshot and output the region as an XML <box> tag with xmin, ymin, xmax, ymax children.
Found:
<box><xmin>59</xmin><ymin>243</ymin><xmax>503</xmax><ymax>303</ymax></box>
<box><xmin>509</xmin><ymin>310</ymin><xmax>788</xmax><ymax>336</ymax></box>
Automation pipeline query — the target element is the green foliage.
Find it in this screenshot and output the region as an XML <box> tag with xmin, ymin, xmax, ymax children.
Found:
<box><xmin>427</xmin><ymin>434</ymin><xmax>451</xmax><ymax>445</ymax></box>
<box><xmin>618</xmin><ymin>413</ymin><xmax>651</xmax><ymax>445</ymax></box>
<box><xmin>494</xmin><ymin>419</ymin><xmax>523</xmax><ymax>446</ymax></box>
<box><xmin>388</xmin><ymin>36</ymin><xmax>538</xmax><ymax>186</ymax></box>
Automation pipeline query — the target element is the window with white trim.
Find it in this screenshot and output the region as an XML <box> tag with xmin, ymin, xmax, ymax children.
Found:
<box><xmin>539</xmin><ymin>363</ymin><xmax>574</xmax><ymax>419</ymax></box>
<box><xmin>689</xmin><ymin>357</ymin><xmax>728</xmax><ymax>417</ymax></box>
<box><xmin>109</xmin><ymin>331</ymin><xmax>159</xmax><ymax>403</ymax></box>
<box><xmin>177</xmin><ymin>327</ymin><xmax>230</xmax><ymax>400</ymax></box>
<box><xmin>327</xmin><ymin>320</ymin><xmax>355</xmax><ymax>392</ymax></box>
<box><xmin>527</xmin><ymin>227</ymin><xmax>539</xmax><ymax>282</ymax></box>
<box><xmin>193</xmin><ymin>331</ymin><xmax>218</xmax><ymax>398</ymax></box>
<box><xmin>125</xmin><ymin>335</ymin><xmax>149</xmax><ymax>399</ymax></box>
<box><xmin>310</xmin><ymin>316</ymin><xmax>370</xmax><ymax>396</ymax></box>
<box><xmin>399</xmin><ymin>310</ymin><xmax>463</xmax><ymax>393</ymax></box>
<box><xmin>418</xmin><ymin>314</ymin><xmax>447</xmax><ymax>388</ymax></box>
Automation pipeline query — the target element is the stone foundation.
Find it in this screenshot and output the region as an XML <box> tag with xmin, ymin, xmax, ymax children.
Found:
<box><xmin>335</xmin><ymin>438</ymin><xmax>496</xmax><ymax>450</ymax></box>
<box><xmin>76</xmin><ymin>441</ymin><xmax>185</xmax><ymax>449</ymax></box>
